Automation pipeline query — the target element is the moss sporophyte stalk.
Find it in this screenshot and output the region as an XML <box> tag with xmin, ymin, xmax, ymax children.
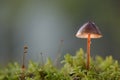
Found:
<box><xmin>22</xmin><ymin>44</ymin><xmax>28</xmax><ymax>71</ymax></box>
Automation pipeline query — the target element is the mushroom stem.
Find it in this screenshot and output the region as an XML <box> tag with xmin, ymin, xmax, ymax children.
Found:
<box><xmin>87</xmin><ymin>33</ymin><xmax>91</xmax><ymax>70</ymax></box>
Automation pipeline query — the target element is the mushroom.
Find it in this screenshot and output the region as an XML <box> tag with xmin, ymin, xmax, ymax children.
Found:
<box><xmin>76</xmin><ymin>21</ymin><xmax>102</xmax><ymax>70</ymax></box>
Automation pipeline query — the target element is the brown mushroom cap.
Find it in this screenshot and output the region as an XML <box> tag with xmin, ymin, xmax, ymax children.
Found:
<box><xmin>76</xmin><ymin>21</ymin><xmax>102</xmax><ymax>38</ymax></box>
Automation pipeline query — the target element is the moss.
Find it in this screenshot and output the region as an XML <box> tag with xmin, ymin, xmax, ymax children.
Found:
<box><xmin>0</xmin><ymin>48</ymin><xmax>120</xmax><ymax>80</ymax></box>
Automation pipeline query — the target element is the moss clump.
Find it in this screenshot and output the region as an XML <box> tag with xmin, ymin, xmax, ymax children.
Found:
<box><xmin>0</xmin><ymin>48</ymin><xmax>120</xmax><ymax>80</ymax></box>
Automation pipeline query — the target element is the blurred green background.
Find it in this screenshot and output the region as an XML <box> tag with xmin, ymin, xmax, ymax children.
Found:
<box><xmin>0</xmin><ymin>0</ymin><xmax>120</xmax><ymax>66</ymax></box>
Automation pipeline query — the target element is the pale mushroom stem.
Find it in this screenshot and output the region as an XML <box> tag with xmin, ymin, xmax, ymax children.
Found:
<box><xmin>87</xmin><ymin>33</ymin><xmax>91</xmax><ymax>70</ymax></box>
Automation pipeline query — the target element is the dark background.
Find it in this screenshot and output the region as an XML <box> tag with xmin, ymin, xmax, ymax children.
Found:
<box><xmin>0</xmin><ymin>0</ymin><xmax>120</xmax><ymax>66</ymax></box>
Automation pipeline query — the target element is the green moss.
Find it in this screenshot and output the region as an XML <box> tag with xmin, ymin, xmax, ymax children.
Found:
<box><xmin>0</xmin><ymin>48</ymin><xmax>120</xmax><ymax>80</ymax></box>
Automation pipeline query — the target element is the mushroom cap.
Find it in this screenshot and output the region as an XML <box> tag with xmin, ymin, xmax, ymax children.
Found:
<box><xmin>76</xmin><ymin>21</ymin><xmax>102</xmax><ymax>38</ymax></box>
